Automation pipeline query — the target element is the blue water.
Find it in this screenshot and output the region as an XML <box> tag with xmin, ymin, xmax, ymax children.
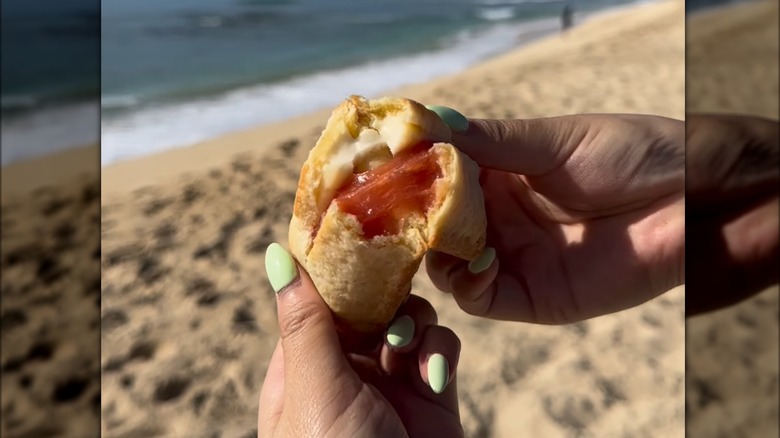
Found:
<box><xmin>99</xmin><ymin>0</ymin><xmax>650</xmax><ymax>164</ymax></box>
<box><xmin>3</xmin><ymin>0</ymin><xmax>665</xmax><ymax>165</ymax></box>
<box><xmin>1</xmin><ymin>0</ymin><xmax>99</xmax><ymax>112</ymax></box>
<box><xmin>100</xmin><ymin>0</ymin><xmax>623</xmax><ymax>113</ymax></box>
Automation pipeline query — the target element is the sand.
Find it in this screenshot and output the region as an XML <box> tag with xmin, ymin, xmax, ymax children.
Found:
<box><xmin>98</xmin><ymin>2</ymin><xmax>688</xmax><ymax>437</ymax></box>
<box><xmin>0</xmin><ymin>0</ymin><xmax>771</xmax><ymax>436</ymax></box>
<box><xmin>1</xmin><ymin>145</ymin><xmax>101</xmax><ymax>437</ymax></box>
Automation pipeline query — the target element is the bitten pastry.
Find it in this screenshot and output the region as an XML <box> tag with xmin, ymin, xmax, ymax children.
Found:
<box><xmin>288</xmin><ymin>95</ymin><xmax>487</xmax><ymax>333</ymax></box>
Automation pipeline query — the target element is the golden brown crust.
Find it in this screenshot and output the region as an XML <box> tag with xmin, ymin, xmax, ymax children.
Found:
<box><xmin>288</xmin><ymin>96</ymin><xmax>486</xmax><ymax>331</ymax></box>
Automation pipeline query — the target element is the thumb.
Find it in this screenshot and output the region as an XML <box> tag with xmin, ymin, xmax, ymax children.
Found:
<box><xmin>264</xmin><ymin>243</ymin><xmax>356</xmax><ymax>398</ymax></box>
<box><xmin>425</xmin><ymin>105</ymin><xmax>590</xmax><ymax>175</ymax></box>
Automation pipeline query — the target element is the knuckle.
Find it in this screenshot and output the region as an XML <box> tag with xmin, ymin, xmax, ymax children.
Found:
<box><xmin>445</xmin><ymin>264</ymin><xmax>464</xmax><ymax>295</ymax></box>
<box><xmin>427</xmin><ymin>325</ymin><xmax>462</xmax><ymax>363</ymax></box>
<box><xmin>427</xmin><ymin>266</ymin><xmax>454</xmax><ymax>295</ymax></box>
<box><xmin>484</xmin><ymin>120</ymin><xmax>514</xmax><ymax>144</ymax></box>
<box><xmin>455</xmin><ymin>298</ymin><xmax>484</xmax><ymax>317</ymax></box>
<box><xmin>438</xmin><ymin>326</ymin><xmax>462</xmax><ymax>351</ymax></box>
<box><xmin>408</xmin><ymin>294</ymin><xmax>436</xmax><ymax>316</ymax></box>
<box><xmin>278</xmin><ymin>300</ymin><xmax>326</xmax><ymax>341</ymax></box>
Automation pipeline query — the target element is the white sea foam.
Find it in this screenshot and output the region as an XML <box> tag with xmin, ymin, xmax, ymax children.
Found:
<box><xmin>2</xmin><ymin>2</ymin><xmax>646</xmax><ymax>167</ymax></box>
<box><xmin>477</xmin><ymin>0</ymin><xmax>563</xmax><ymax>5</ymax></box>
<box><xmin>1</xmin><ymin>95</ymin><xmax>39</xmax><ymax>110</ymax></box>
<box><xmin>100</xmin><ymin>18</ymin><xmax>562</xmax><ymax>165</ymax></box>
<box><xmin>101</xmin><ymin>94</ymin><xmax>141</xmax><ymax>109</ymax></box>
<box><xmin>477</xmin><ymin>7</ymin><xmax>516</xmax><ymax>21</ymax></box>
<box><xmin>1</xmin><ymin>101</ymin><xmax>99</xmax><ymax>166</ymax></box>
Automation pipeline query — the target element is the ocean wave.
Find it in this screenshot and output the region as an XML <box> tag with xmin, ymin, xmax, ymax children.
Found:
<box><xmin>1</xmin><ymin>101</ymin><xmax>99</xmax><ymax>166</ymax></box>
<box><xmin>100</xmin><ymin>18</ymin><xmax>563</xmax><ymax>166</ymax></box>
<box><xmin>101</xmin><ymin>95</ymin><xmax>141</xmax><ymax>109</ymax></box>
<box><xmin>195</xmin><ymin>15</ymin><xmax>224</xmax><ymax>28</ymax></box>
<box><xmin>477</xmin><ymin>0</ymin><xmax>563</xmax><ymax>5</ymax></box>
<box><xmin>477</xmin><ymin>7</ymin><xmax>516</xmax><ymax>21</ymax></box>
<box><xmin>237</xmin><ymin>0</ymin><xmax>295</xmax><ymax>5</ymax></box>
<box><xmin>331</xmin><ymin>13</ymin><xmax>402</xmax><ymax>25</ymax></box>
<box><xmin>1</xmin><ymin>95</ymin><xmax>39</xmax><ymax>110</ymax></box>
<box><xmin>145</xmin><ymin>10</ymin><xmax>290</xmax><ymax>35</ymax></box>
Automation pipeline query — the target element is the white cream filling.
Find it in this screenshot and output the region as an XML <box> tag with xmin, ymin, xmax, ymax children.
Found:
<box><xmin>321</xmin><ymin>128</ymin><xmax>384</xmax><ymax>193</ymax></box>
<box><xmin>318</xmin><ymin>114</ymin><xmax>422</xmax><ymax>212</ymax></box>
<box><xmin>373</xmin><ymin>116</ymin><xmax>414</xmax><ymax>155</ymax></box>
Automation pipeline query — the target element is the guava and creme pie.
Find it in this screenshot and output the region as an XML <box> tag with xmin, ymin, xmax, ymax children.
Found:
<box><xmin>288</xmin><ymin>96</ymin><xmax>487</xmax><ymax>333</ymax></box>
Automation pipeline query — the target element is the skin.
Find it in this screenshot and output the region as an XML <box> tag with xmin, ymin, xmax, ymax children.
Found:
<box><xmin>258</xmin><ymin>264</ymin><xmax>464</xmax><ymax>438</ymax></box>
<box><xmin>259</xmin><ymin>112</ymin><xmax>778</xmax><ymax>435</ymax></box>
<box><xmin>684</xmin><ymin>114</ymin><xmax>778</xmax><ymax>316</ymax></box>
<box><xmin>427</xmin><ymin>114</ymin><xmax>687</xmax><ymax>323</ymax></box>
<box><xmin>428</xmin><ymin>112</ymin><xmax>778</xmax><ymax>322</ymax></box>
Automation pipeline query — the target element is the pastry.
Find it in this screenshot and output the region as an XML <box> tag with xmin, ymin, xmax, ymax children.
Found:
<box><xmin>288</xmin><ymin>95</ymin><xmax>486</xmax><ymax>332</ymax></box>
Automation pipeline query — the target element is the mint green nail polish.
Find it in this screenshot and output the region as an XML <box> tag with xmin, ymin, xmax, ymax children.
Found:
<box><xmin>386</xmin><ymin>315</ymin><xmax>415</xmax><ymax>348</ymax></box>
<box><xmin>427</xmin><ymin>353</ymin><xmax>449</xmax><ymax>394</ymax></box>
<box><xmin>425</xmin><ymin>105</ymin><xmax>469</xmax><ymax>132</ymax></box>
<box><xmin>468</xmin><ymin>247</ymin><xmax>496</xmax><ymax>274</ymax></box>
<box><xmin>264</xmin><ymin>243</ymin><xmax>298</xmax><ymax>293</ymax></box>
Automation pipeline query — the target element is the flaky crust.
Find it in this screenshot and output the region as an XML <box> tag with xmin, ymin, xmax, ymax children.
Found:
<box><xmin>288</xmin><ymin>96</ymin><xmax>486</xmax><ymax>332</ymax></box>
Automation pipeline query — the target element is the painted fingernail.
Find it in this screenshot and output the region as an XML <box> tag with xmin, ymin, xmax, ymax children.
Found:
<box><xmin>425</xmin><ymin>105</ymin><xmax>469</xmax><ymax>132</ymax></box>
<box><xmin>386</xmin><ymin>315</ymin><xmax>415</xmax><ymax>348</ymax></box>
<box><xmin>427</xmin><ymin>353</ymin><xmax>449</xmax><ymax>394</ymax></box>
<box><xmin>264</xmin><ymin>243</ymin><xmax>298</xmax><ymax>293</ymax></box>
<box><xmin>468</xmin><ymin>247</ymin><xmax>496</xmax><ymax>274</ymax></box>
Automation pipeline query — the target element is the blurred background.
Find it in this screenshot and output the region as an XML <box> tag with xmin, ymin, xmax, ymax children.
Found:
<box><xmin>0</xmin><ymin>0</ymin><xmax>776</xmax><ymax>437</ymax></box>
<box><xmin>1</xmin><ymin>0</ymin><xmax>99</xmax><ymax>165</ymax></box>
<box><xmin>2</xmin><ymin>1</ymin><xmax>101</xmax><ymax>437</ymax></box>
<box><xmin>685</xmin><ymin>0</ymin><xmax>779</xmax><ymax>436</ymax></box>
<box><xmin>98</xmin><ymin>0</ymin><xmax>645</xmax><ymax>164</ymax></box>
<box><xmin>99</xmin><ymin>2</ymin><xmax>688</xmax><ymax>436</ymax></box>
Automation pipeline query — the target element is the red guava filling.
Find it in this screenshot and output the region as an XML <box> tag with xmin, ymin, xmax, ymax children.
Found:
<box><xmin>333</xmin><ymin>141</ymin><xmax>441</xmax><ymax>238</ymax></box>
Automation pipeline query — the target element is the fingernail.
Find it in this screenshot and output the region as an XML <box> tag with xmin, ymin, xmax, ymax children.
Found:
<box><xmin>468</xmin><ymin>247</ymin><xmax>496</xmax><ymax>274</ymax></box>
<box><xmin>425</xmin><ymin>105</ymin><xmax>469</xmax><ymax>132</ymax></box>
<box><xmin>386</xmin><ymin>315</ymin><xmax>415</xmax><ymax>348</ymax></box>
<box><xmin>264</xmin><ymin>243</ymin><xmax>298</xmax><ymax>293</ymax></box>
<box><xmin>427</xmin><ymin>353</ymin><xmax>449</xmax><ymax>394</ymax></box>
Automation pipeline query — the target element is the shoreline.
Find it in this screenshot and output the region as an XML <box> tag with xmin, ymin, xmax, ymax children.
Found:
<box><xmin>1</xmin><ymin>144</ymin><xmax>98</xmax><ymax>200</ymax></box>
<box><xmin>12</xmin><ymin>0</ymin><xmax>780</xmax><ymax>435</ymax></box>
<box><xmin>97</xmin><ymin>0</ymin><xmax>691</xmax><ymax>434</ymax></box>
<box><xmin>2</xmin><ymin>0</ymin><xmax>691</xmax><ymax>202</ymax></box>
<box><xmin>100</xmin><ymin>0</ymin><xmax>683</xmax><ymax>198</ymax></box>
<box><xmin>0</xmin><ymin>100</ymin><xmax>100</xmax><ymax>167</ymax></box>
<box><xmin>97</xmin><ymin>7</ymin><xmax>600</xmax><ymax>166</ymax></box>
<box><xmin>0</xmin><ymin>0</ymin><xmax>651</xmax><ymax>171</ymax></box>
<box><xmin>8</xmin><ymin>0</ymin><xmax>770</xmax><ymax>182</ymax></box>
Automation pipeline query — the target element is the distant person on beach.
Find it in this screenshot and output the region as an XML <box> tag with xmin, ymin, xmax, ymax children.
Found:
<box><xmin>258</xmin><ymin>110</ymin><xmax>777</xmax><ymax>437</ymax></box>
<box><xmin>561</xmin><ymin>3</ymin><xmax>574</xmax><ymax>31</ymax></box>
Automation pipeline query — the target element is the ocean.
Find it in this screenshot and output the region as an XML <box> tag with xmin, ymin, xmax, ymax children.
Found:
<box><xmin>2</xmin><ymin>0</ymin><xmax>685</xmax><ymax>166</ymax></box>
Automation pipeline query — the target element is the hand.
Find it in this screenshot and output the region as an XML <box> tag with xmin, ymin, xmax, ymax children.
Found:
<box><xmin>259</xmin><ymin>243</ymin><xmax>463</xmax><ymax>438</ymax></box>
<box><xmin>424</xmin><ymin>107</ymin><xmax>685</xmax><ymax>323</ymax></box>
<box><xmin>685</xmin><ymin>113</ymin><xmax>778</xmax><ymax>316</ymax></box>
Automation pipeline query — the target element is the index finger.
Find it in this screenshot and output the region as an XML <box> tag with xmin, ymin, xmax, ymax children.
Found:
<box><xmin>451</xmin><ymin>117</ymin><xmax>587</xmax><ymax>175</ymax></box>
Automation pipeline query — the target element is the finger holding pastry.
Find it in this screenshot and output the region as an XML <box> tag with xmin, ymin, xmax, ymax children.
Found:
<box><xmin>288</xmin><ymin>95</ymin><xmax>487</xmax><ymax>335</ymax></box>
<box><xmin>259</xmin><ymin>242</ymin><xmax>464</xmax><ymax>438</ymax></box>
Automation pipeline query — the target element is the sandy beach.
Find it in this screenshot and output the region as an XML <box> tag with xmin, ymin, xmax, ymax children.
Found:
<box><xmin>99</xmin><ymin>2</ymin><xmax>688</xmax><ymax>437</ymax></box>
<box><xmin>0</xmin><ymin>0</ymin><xmax>773</xmax><ymax>436</ymax></box>
<box><xmin>12</xmin><ymin>1</ymin><xmax>687</xmax><ymax>437</ymax></box>
<box><xmin>1</xmin><ymin>145</ymin><xmax>101</xmax><ymax>438</ymax></box>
